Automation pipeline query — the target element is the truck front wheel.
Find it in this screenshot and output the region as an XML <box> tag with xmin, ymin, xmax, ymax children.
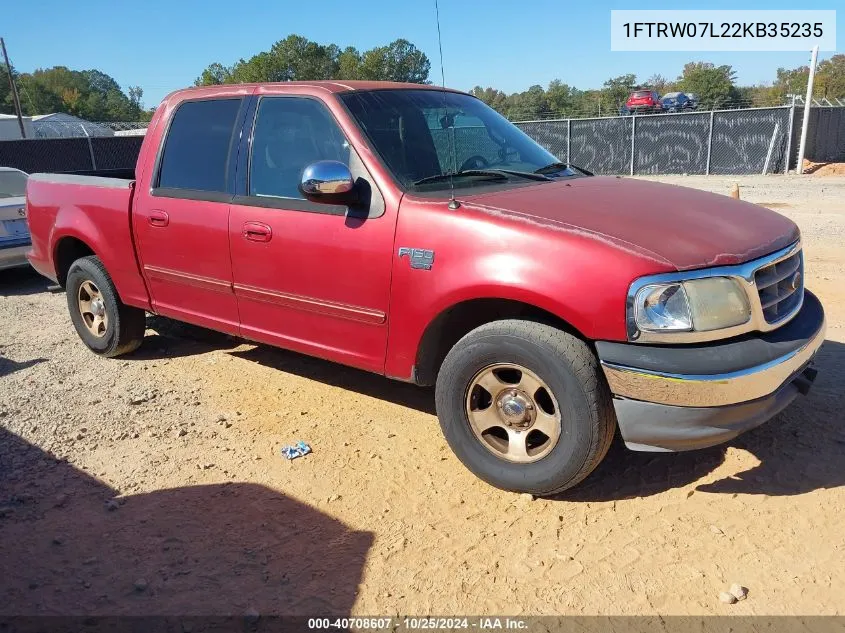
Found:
<box><xmin>65</xmin><ymin>256</ymin><xmax>146</xmax><ymax>358</ymax></box>
<box><xmin>435</xmin><ymin>320</ymin><xmax>616</xmax><ymax>496</ymax></box>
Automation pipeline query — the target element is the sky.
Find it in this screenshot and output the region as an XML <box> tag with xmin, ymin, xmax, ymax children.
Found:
<box><xmin>3</xmin><ymin>0</ymin><xmax>842</xmax><ymax>110</ymax></box>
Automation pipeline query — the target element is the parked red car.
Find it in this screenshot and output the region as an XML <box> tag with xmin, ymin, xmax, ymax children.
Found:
<box><xmin>626</xmin><ymin>89</ymin><xmax>662</xmax><ymax>113</ymax></box>
<box><xmin>25</xmin><ymin>81</ymin><xmax>825</xmax><ymax>495</ymax></box>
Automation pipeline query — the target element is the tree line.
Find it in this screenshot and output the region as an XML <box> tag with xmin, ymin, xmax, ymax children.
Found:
<box><xmin>1</xmin><ymin>65</ymin><xmax>150</xmax><ymax>122</ymax></box>
<box><xmin>472</xmin><ymin>55</ymin><xmax>845</xmax><ymax>120</ymax></box>
<box><xmin>3</xmin><ymin>32</ymin><xmax>844</xmax><ymax>124</ymax></box>
<box><xmin>194</xmin><ymin>34</ymin><xmax>431</xmax><ymax>86</ymax></box>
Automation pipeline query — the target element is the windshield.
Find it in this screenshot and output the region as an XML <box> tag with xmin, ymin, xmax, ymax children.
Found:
<box><xmin>0</xmin><ymin>170</ymin><xmax>27</xmax><ymax>199</ymax></box>
<box><xmin>340</xmin><ymin>90</ymin><xmax>562</xmax><ymax>191</ymax></box>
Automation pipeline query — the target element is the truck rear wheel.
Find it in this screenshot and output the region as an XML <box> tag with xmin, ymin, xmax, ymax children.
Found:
<box><xmin>65</xmin><ymin>256</ymin><xmax>146</xmax><ymax>358</ymax></box>
<box><xmin>435</xmin><ymin>320</ymin><xmax>616</xmax><ymax>496</ymax></box>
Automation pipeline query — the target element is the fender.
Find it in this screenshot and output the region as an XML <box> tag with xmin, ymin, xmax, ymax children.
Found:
<box><xmin>51</xmin><ymin>198</ymin><xmax>151</xmax><ymax>311</ymax></box>
<box><xmin>384</xmin><ymin>197</ymin><xmax>673</xmax><ymax>382</ymax></box>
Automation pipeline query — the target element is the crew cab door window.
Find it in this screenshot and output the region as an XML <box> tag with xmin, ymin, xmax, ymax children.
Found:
<box><xmin>249</xmin><ymin>97</ymin><xmax>350</xmax><ymax>200</ymax></box>
<box><xmin>156</xmin><ymin>98</ymin><xmax>242</xmax><ymax>194</ymax></box>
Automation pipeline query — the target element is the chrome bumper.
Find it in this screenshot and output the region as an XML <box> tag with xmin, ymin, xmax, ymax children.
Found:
<box><xmin>600</xmin><ymin>306</ymin><xmax>826</xmax><ymax>408</ymax></box>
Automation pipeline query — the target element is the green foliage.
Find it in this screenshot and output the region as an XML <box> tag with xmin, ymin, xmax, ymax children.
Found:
<box><xmin>602</xmin><ymin>74</ymin><xmax>638</xmax><ymax>109</ymax></box>
<box><xmin>195</xmin><ymin>35</ymin><xmax>430</xmax><ymax>86</ymax></box>
<box><xmin>776</xmin><ymin>54</ymin><xmax>845</xmax><ymax>101</ymax></box>
<box><xmin>676</xmin><ymin>62</ymin><xmax>739</xmax><ymax>108</ymax></box>
<box><xmin>645</xmin><ymin>73</ymin><xmax>672</xmax><ymax>94</ymax></box>
<box><xmin>1</xmin><ymin>64</ymin><xmax>145</xmax><ymax>121</ymax></box>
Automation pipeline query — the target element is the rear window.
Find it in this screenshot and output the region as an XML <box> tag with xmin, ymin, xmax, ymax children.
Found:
<box><xmin>157</xmin><ymin>98</ymin><xmax>242</xmax><ymax>192</ymax></box>
<box><xmin>633</xmin><ymin>91</ymin><xmax>650</xmax><ymax>98</ymax></box>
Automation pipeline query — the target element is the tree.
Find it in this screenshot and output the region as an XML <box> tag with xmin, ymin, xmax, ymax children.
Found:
<box><xmin>196</xmin><ymin>63</ymin><xmax>232</xmax><ymax>86</ymax></box>
<box><xmin>646</xmin><ymin>73</ymin><xmax>670</xmax><ymax>94</ymax></box>
<box><xmin>3</xmin><ymin>66</ymin><xmax>146</xmax><ymax>120</ymax></box>
<box><xmin>195</xmin><ymin>35</ymin><xmax>430</xmax><ymax>87</ymax></box>
<box><xmin>337</xmin><ymin>47</ymin><xmax>362</xmax><ymax>80</ymax></box>
<box><xmin>545</xmin><ymin>80</ymin><xmax>577</xmax><ymax>116</ymax></box>
<box><xmin>1</xmin><ymin>62</ymin><xmax>17</xmax><ymax>114</ymax></box>
<box><xmin>817</xmin><ymin>54</ymin><xmax>845</xmax><ymax>99</ymax></box>
<box><xmin>504</xmin><ymin>85</ymin><xmax>549</xmax><ymax>120</ymax></box>
<box><xmin>676</xmin><ymin>62</ymin><xmax>738</xmax><ymax>108</ymax></box>
<box><xmin>359</xmin><ymin>39</ymin><xmax>430</xmax><ymax>83</ymax></box>
<box><xmin>469</xmin><ymin>86</ymin><xmax>508</xmax><ymax>113</ymax></box>
<box><xmin>602</xmin><ymin>74</ymin><xmax>637</xmax><ymax>109</ymax></box>
<box><xmin>778</xmin><ymin>54</ymin><xmax>845</xmax><ymax>101</ymax></box>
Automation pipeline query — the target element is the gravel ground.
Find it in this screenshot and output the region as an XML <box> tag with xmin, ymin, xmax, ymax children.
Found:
<box><xmin>1</xmin><ymin>174</ymin><xmax>844</xmax><ymax>617</ymax></box>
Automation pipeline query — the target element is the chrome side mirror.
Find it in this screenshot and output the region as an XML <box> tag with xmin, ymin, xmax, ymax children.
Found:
<box><xmin>299</xmin><ymin>160</ymin><xmax>358</xmax><ymax>205</ymax></box>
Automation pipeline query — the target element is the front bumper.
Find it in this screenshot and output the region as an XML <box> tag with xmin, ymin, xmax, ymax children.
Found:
<box><xmin>596</xmin><ymin>291</ymin><xmax>826</xmax><ymax>451</ymax></box>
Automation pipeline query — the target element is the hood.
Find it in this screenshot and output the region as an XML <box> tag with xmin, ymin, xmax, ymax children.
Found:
<box><xmin>461</xmin><ymin>177</ymin><xmax>799</xmax><ymax>271</ymax></box>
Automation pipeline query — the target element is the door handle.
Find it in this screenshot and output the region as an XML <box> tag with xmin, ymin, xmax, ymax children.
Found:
<box><xmin>148</xmin><ymin>210</ymin><xmax>169</xmax><ymax>227</ymax></box>
<box><xmin>243</xmin><ymin>222</ymin><xmax>272</xmax><ymax>243</ymax></box>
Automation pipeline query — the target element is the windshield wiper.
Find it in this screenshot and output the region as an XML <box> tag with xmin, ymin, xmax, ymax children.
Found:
<box><xmin>413</xmin><ymin>169</ymin><xmax>550</xmax><ymax>186</ymax></box>
<box><xmin>534</xmin><ymin>162</ymin><xmax>594</xmax><ymax>176</ymax></box>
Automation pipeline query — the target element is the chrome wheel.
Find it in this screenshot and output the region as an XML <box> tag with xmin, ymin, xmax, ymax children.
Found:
<box><xmin>465</xmin><ymin>363</ymin><xmax>562</xmax><ymax>463</ymax></box>
<box><xmin>77</xmin><ymin>280</ymin><xmax>108</xmax><ymax>338</ymax></box>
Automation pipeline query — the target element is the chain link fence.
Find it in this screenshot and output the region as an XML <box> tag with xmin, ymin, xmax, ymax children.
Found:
<box><xmin>0</xmin><ymin>122</ymin><xmax>147</xmax><ymax>174</ymax></box>
<box><xmin>0</xmin><ymin>107</ymin><xmax>842</xmax><ymax>177</ymax></box>
<box><xmin>515</xmin><ymin>106</ymin><xmax>803</xmax><ymax>176</ymax></box>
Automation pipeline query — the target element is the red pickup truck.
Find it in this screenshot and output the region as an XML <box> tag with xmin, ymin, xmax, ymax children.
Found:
<box><xmin>25</xmin><ymin>81</ymin><xmax>825</xmax><ymax>495</ymax></box>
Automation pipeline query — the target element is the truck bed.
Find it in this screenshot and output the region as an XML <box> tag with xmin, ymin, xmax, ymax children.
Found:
<box><xmin>25</xmin><ymin>172</ymin><xmax>151</xmax><ymax>310</ymax></box>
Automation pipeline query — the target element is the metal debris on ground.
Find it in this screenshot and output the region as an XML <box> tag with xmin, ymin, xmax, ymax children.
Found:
<box><xmin>280</xmin><ymin>441</ymin><xmax>312</xmax><ymax>460</ymax></box>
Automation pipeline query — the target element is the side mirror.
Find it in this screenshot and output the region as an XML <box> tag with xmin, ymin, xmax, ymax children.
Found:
<box><xmin>299</xmin><ymin>160</ymin><xmax>358</xmax><ymax>206</ymax></box>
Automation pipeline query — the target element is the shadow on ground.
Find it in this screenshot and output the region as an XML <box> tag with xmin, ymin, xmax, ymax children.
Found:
<box><xmin>129</xmin><ymin>316</ymin><xmax>845</xmax><ymax>501</ymax></box>
<box><xmin>0</xmin><ymin>427</ymin><xmax>373</xmax><ymax>616</ymax></box>
<box><xmin>0</xmin><ymin>356</ymin><xmax>47</xmax><ymax>378</ymax></box>
<box><xmin>0</xmin><ymin>267</ymin><xmax>50</xmax><ymax>297</ymax></box>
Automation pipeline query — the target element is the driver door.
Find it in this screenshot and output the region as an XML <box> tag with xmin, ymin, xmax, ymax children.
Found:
<box><xmin>228</xmin><ymin>95</ymin><xmax>395</xmax><ymax>373</ymax></box>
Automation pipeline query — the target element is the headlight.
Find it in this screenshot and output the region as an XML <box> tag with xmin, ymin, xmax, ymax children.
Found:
<box><xmin>635</xmin><ymin>283</ymin><xmax>692</xmax><ymax>332</ymax></box>
<box><xmin>633</xmin><ymin>277</ymin><xmax>751</xmax><ymax>335</ymax></box>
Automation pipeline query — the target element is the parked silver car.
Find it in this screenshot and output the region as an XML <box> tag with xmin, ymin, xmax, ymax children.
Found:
<box><xmin>0</xmin><ymin>167</ymin><xmax>31</xmax><ymax>271</ymax></box>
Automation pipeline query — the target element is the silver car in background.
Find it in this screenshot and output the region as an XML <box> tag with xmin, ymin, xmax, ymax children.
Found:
<box><xmin>0</xmin><ymin>167</ymin><xmax>30</xmax><ymax>271</ymax></box>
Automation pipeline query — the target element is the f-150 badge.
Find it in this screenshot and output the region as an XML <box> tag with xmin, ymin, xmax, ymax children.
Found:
<box><xmin>398</xmin><ymin>247</ymin><xmax>435</xmax><ymax>270</ymax></box>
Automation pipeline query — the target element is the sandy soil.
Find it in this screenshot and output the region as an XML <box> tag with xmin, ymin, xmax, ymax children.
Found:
<box><xmin>1</xmin><ymin>174</ymin><xmax>844</xmax><ymax>618</ymax></box>
<box><xmin>802</xmin><ymin>161</ymin><xmax>845</xmax><ymax>176</ymax></box>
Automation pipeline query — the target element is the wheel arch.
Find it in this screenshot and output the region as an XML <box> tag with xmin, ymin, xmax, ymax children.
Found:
<box><xmin>413</xmin><ymin>297</ymin><xmax>590</xmax><ymax>387</ymax></box>
<box><xmin>53</xmin><ymin>235</ymin><xmax>97</xmax><ymax>287</ymax></box>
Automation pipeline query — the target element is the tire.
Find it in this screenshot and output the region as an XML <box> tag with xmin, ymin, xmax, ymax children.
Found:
<box><xmin>435</xmin><ymin>320</ymin><xmax>615</xmax><ymax>496</ymax></box>
<box><xmin>65</xmin><ymin>255</ymin><xmax>146</xmax><ymax>357</ymax></box>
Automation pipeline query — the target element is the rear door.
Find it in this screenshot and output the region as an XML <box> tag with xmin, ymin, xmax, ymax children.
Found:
<box><xmin>132</xmin><ymin>97</ymin><xmax>248</xmax><ymax>334</ymax></box>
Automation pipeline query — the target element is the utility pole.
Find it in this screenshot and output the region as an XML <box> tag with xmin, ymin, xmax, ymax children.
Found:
<box><xmin>796</xmin><ymin>45</ymin><xmax>819</xmax><ymax>175</ymax></box>
<box><xmin>1</xmin><ymin>37</ymin><xmax>27</xmax><ymax>138</ymax></box>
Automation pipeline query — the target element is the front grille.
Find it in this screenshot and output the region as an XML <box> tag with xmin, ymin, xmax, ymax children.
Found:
<box><xmin>755</xmin><ymin>249</ymin><xmax>803</xmax><ymax>324</ymax></box>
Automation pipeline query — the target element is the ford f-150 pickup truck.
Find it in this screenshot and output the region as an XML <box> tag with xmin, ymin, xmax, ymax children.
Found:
<box><xmin>25</xmin><ymin>81</ymin><xmax>826</xmax><ymax>495</ymax></box>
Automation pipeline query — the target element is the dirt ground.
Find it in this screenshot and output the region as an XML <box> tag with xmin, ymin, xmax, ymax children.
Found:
<box><xmin>802</xmin><ymin>160</ymin><xmax>845</xmax><ymax>176</ymax></box>
<box><xmin>1</xmin><ymin>174</ymin><xmax>844</xmax><ymax>618</ymax></box>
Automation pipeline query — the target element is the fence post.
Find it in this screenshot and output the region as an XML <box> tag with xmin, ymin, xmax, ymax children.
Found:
<box><xmin>629</xmin><ymin>115</ymin><xmax>636</xmax><ymax>176</ymax></box>
<box><xmin>566</xmin><ymin>118</ymin><xmax>571</xmax><ymax>165</ymax></box>
<box><xmin>784</xmin><ymin>103</ymin><xmax>795</xmax><ymax>175</ymax></box>
<box><xmin>81</xmin><ymin>124</ymin><xmax>97</xmax><ymax>171</ymax></box>
<box><xmin>797</xmin><ymin>45</ymin><xmax>819</xmax><ymax>174</ymax></box>
<box><xmin>762</xmin><ymin>121</ymin><xmax>780</xmax><ymax>175</ymax></box>
<box><xmin>705</xmin><ymin>111</ymin><xmax>714</xmax><ymax>175</ymax></box>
